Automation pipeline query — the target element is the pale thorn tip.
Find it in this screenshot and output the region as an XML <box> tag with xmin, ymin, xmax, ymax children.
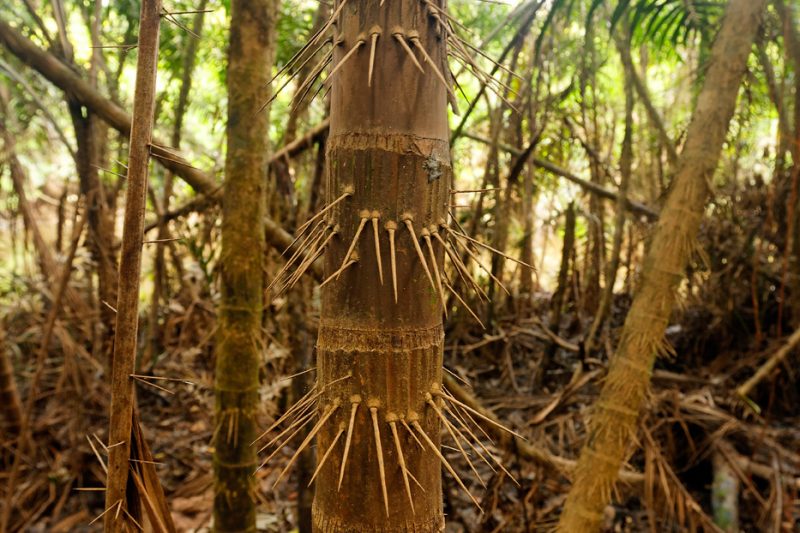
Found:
<box><xmin>389</xmin><ymin>420</ymin><xmax>415</xmax><ymax>513</ymax></box>
<box><xmin>338</xmin><ymin>401</ymin><xmax>360</xmax><ymax>491</ymax></box>
<box><xmin>370</xmin><ymin>407</ymin><xmax>390</xmax><ymax>517</ymax></box>
<box><xmin>404</xmin><ymin>219</ymin><xmax>437</xmax><ymax>294</ymax></box>
<box><xmin>371</xmin><ymin>215</ymin><xmax>384</xmax><ymax>284</ymax></box>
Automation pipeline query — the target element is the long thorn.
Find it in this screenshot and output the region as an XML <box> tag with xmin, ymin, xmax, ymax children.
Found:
<box><xmin>440</xmin><ymin>404</ymin><xmax>496</xmax><ymax>473</ymax></box>
<box><xmin>401</xmin><ymin>419</ymin><xmax>424</xmax><ymax>449</ymax></box>
<box><xmin>320</xmin><ymin>258</ymin><xmax>358</xmax><ymax>288</ymax></box>
<box><xmin>370</xmin><ymin>408</ymin><xmax>390</xmax><ymax>517</ymax></box>
<box><xmin>437</xmin><ymin>232</ymin><xmax>487</xmax><ymax>301</ymax></box>
<box><xmin>274</xmin><ymin>226</ymin><xmax>330</xmax><ymax>296</ymax></box>
<box><xmin>443</xmin><ymin>403</ymin><xmax>518</xmax><ymax>485</ymax></box>
<box><xmin>443</xmin><ymin>281</ymin><xmax>485</xmax><ymax>329</ymax></box>
<box><xmin>338</xmin><ymin>401</ymin><xmax>360</xmax><ymax>490</ymax></box>
<box><xmin>404</xmin><ymin>219</ymin><xmax>436</xmax><ymax>294</ymax></box>
<box><xmin>386</xmin><ymin>222</ymin><xmax>398</xmax><ymax>303</ymax></box>
<box><xmin>258</xmin><ymin>407</ymin><xmax>316</xmax><ymax>454</ymax></box>
<box><xmin>428</xmin><ymin>398</ymin><xmax>484</xmax><ymax>486</ymax></box>
<box><xmin>327</xmin><ymin>39</ymin><xmax>365</xmax><ymax>83</ymax></box>
<box><xmin>405</xmin><ymin>467</ymin><xmax>425</xmax><ymax>492</ymax></box>
<box><xmin>368</xmin><ymin>30</ymin><xmax>380</xmax><ymax>86</ymax></box>
<box><xmin>258</xmin><ymin>401</ymin><xmax>318</xmax><ymax>453</ymax></box>
<box><xmin>409</xmin><ymin>36</ymin><xmax>458</xmax><ymax>104</ymax></box>
<box><xmin>389</xmin><ymin>420</ymin><xmax>415</xmax><ymax>513</ymax></box>
<box><xmin>423</xmin><ymin>231</ymin><xmax>448</xmax><ymax>316</ymax></box>
<box><xmin>293</xmin><ymin>52</ymin><xmax>333</xmax><ymax>109</ymax></box>
<box><xmin>268</xmin><ymin>220</ymin><xmax>326</xmax><ymax>292</ymax></box>
<box><xmin>296</xmin><ymin>191</ymin><xmax>352</xmax><ymax>236</ymax></box>
<box><xmin>440</xmin><ymin>391</ymin><xmax>525</xmax><ymax>440</ymax></box>
<box><xmin>275</xmin><ymin>223</ymin><xmax>329</xmax><ymax>290</ymax></box>
<box><xmin>448</xmin><ymin>226</ymin><xmax>534</xmax><ymax>270</ymax></box>
<box><xmin>308</xmin><ymin>427</ymin><xmax>344</xmax><ymax>486</ymax></box>
<box><xmin>257</xmin><ymin>412</ymin><xmax>315</xmax><ymax>471</ymax></box>
<box><xmin>411</xmin><ymin>420</ymin><xmax>482</xmax><ymax>511</ymax></box>
<box><xmin>339</xmin><ymin>214</ymin><xmax>369</xmax><ymax>278</ymax></box>
<box><xmin>371</xmin><ymin>215</ymin><xmax>384</xmax><ymax>284</ymax></box>
<box><xmin>253</xmin><ymin>386</ymin><xmax>319</xmax><ymax>444</ymax></box>
<box><xmin>282</xmin><ymin>226</ymin><xmax>337</xmax><ymax>293</ymax></box>
<box><xmin>448</xmin><ymin>230</ymin><xmax>510</xmax><ymax>296</ymax></box>
<box><xmin>444</xmin><ymin>389</ymin><xmax>495</xmax><ymax>445</ymax></box>
<box><xmin>393</xmin><ymin>32</ymin><xmax>424</xmax><ymax>73</ymax></box>
<box><xmin>273</xmin><ymin>403</ymin><xmax>340</xmax><ymax>488</ymax></box>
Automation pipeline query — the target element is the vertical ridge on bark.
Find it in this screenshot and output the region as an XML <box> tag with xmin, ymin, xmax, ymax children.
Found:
<box><xmin>213</xmin><ymin>1</ymin><xmax>276</xmax><ymax>531</ymax></box>
<box><xmin>557</xmin><ymin>1</ymin><xmax>767</xmax><ymax>531</ymax></box>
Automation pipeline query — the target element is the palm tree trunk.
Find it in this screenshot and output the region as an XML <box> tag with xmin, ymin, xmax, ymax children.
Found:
<box><xmin>213</xmin><ymin>1</ymin><xmax>276</xmax><ymax>531</ymax></box>
<box><xmin>310</xmin><ymin>0</ymin><xmax>453</xmax><ymax>529</ymax></box>
<box><xmin>557</xmin><ymin>1</ymin><xmax>767</xmax><ymax>530</ymax></box>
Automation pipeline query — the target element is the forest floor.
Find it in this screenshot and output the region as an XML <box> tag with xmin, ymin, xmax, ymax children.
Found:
<box><xmin>6</xmin><ymin>277</ymin><xmax>798</xmax><ymax>532</ymax></box>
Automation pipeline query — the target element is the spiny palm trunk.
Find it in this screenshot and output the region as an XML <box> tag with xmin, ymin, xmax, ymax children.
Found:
<box><xmin>312</xmin><ymin>0</ymin><xmax>452</xmax><ymax>530</ymax></box>
<box><xmin>213</xmin><ymin>1</ymin><xmax>276</xmax><ymax>531</ymax></box>
<box><xmin>557</xmin><ymin>1</ymin><xmax>767</xmax><ymax>531</ymax></box>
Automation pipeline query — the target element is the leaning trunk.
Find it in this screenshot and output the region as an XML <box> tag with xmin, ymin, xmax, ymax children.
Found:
<box><xmin>213</xmin><ymin>1</ymin><xmax>276</xmax><ymax>531</ymax></box>
<box><xmin>557</xmin><ymin>1</ymin><xmax>767</xmax><ymax>531</ymax></box>
<box><xmin>312</xmin><ymin>0</ymin><xmax>452</xmax><ymax>530</ymax></box>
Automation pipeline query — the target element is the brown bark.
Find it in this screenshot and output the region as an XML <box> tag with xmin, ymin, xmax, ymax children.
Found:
<box><xmin>310</xmin><ymin>0</ymin><xmax>454</xmax><ymax>530</ymax></box>
<box><xmin>557</xmin><ymin>1</ymin><xmax>767</xmax><ymax>530</ymax></box>
<box><xmin>104</xmin><ymin>2</ymin><xmax>161</xmax><ymax>530</ymax></box>
<box><xmin>213</xmin><ymin>1</ymin><xmax>276</xmax><ymax>531</ymax></box>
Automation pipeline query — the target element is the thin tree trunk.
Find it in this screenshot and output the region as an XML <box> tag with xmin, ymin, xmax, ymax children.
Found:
<box><xmin>773</xmin><ymin>0</ymin><xmax>800</xmax><ymax>326</ymax></box>
<box><xmin>534</xmin><ymin>203</ymin><xmax>575</xmax><ymax>389</ymax></box>
<box><xmin>147</xmin><ymin>0</ymin><xmax>208</xmax><ymax>367</ymax></box>
<box><xmin>519</xmin><ymin>163</ymin><xmax>537</xmax><ymax>299</ymax></box>
<box><xmin>585</xmin><ymin>31</ymin><xmax>635</xmax><ymax>354</ymax></box>
<box><xmin>0</xmin><ymin>329</ymin><xmax>22</xmax><ymax>434</ymax></box>
<box><xmin>104</xmin><ymin>1</ymin><xmax>161</xmax><ymax>530</ymax></box>
<box><xmin>618</xmin><ymin>42</ymin><xmax>678</xmax><ymax>167</ymax></box>
<box><xmin>69</xmin><ymin>105</ymin><xmax>118</xmax><ymax>360</ymax></box>
<box><xmin>557</xmin><ymin>1</ymin><xmax>767</xmax><ymax>530</ymax></box>
<box><xmin>213</xmin><ymin>1</ymin><xmax>276</xmax><ymax>531</ymax></box>
<box><xmin>289</xmin><ymin>284</ymin><xmax>316</xmax><ymax>532</ymax></box>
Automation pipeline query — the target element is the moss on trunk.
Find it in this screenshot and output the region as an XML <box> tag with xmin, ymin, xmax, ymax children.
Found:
<box><xmin>213</xmin><ymin>1</ymin><xmax>276</xmax><ymax>531</ymax></box>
